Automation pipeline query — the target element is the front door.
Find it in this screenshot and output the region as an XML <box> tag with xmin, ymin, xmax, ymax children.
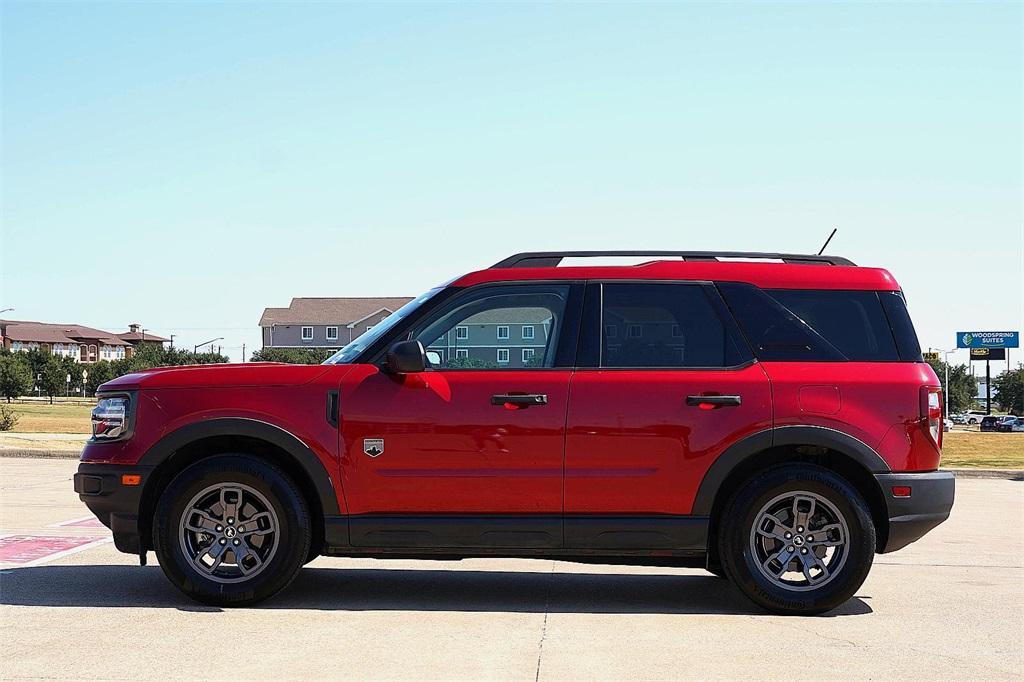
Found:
<box><xmin>339</xmin><ymin>282</ymin><xmax>581</xmax><ymax>549</ymax></box>
<box><xmin>564</xmin><ymin>282</ymin><xmax>772</xmax><ymax>549</ymax></box>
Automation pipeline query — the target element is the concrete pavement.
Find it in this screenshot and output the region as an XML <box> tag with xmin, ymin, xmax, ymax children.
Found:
<box><xmin>1</xmin><ymin>457</ymin><xmax>1021</xmax><ymax>680</ymax></box>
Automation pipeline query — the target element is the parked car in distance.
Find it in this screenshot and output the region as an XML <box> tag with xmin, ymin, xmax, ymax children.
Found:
<box><xmin>74</xmin><ymin>249</ymin><xmax>955</xmax><ymax>616</ymax></box>
<box><xmin>943</xmin><ymin>418</ymin><xmax>952</xmax><ymax>432</ymax></box>
<box><xmin>979</xmin><ymin>416</ymin><xmax>1001</xmax><ymax>432</ymax></box>
<box><xmin>950</xmin><ymin>413</ymin><xmax>968</xmax><ymax>425</ymax></box>
<box><xmin>965</xmin><ymin>410</ymin><xmax>988</xmax><ymax>425</ymax></box>
<box><xmin>995</xmin><ymin>416</ymin><xmax>1024</xmax><ymax>433</ymax></box>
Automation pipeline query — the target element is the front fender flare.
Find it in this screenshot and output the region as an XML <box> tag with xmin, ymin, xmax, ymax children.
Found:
<box><xmin>139</xmin><ymin>417</ymin><xmax>340</xmax><ymax>516</ymax></box>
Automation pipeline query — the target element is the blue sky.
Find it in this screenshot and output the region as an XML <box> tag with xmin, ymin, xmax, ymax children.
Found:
<box><xmin>2</xmin><ymin>2</ymin><xmax>1021</xmax><ymax>365</ymax></box>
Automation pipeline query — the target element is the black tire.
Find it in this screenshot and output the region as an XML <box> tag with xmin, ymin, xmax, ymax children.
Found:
<box><xmin>718</xmin><ymin>464</ymin><xmax>875</xmax><ymax>616</ymax></box>
<box><xmin>153</xmin><ymin>454</ymin><xmax>311</xmax><ymax>606</ymax></box>
<box><xmin>705</xmin><ymin>564</ymin><xmax>728</xmax><ymax>579</ymax></box>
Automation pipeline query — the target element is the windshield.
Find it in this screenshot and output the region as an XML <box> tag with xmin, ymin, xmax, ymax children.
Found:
<box><xmin>323</xmin><ymin>287</ymin><xmax>443</xmax><ymax>364</ymax></box>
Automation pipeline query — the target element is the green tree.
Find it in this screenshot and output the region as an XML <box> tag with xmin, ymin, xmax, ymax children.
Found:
<box><xmin>38</xmin><ymin>355</ymin><xmax>68</xmax><ymax>404</ymax></box>
<box><xmin>0</xmin><ymin>354</ymin><xmax>33</xmax><ymax>402</ymax></box>
<box><xmin>925</xmin><ymin>359</ymin><xmax>978</xmax><ymax>414</ymax></box>
<box><xmin>85</xmin><ymin>361</ymin><xmax>115</xmax><ymax>395</ymax></box>
<box><xmin>993</xmin><ymin>365</ymin><xmax>1024</xmax><ymax>416</ymax></box>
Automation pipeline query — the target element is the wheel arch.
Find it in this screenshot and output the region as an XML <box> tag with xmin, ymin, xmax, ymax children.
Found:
<box><xmin>698</xmin><ymin>427</ymin><xmax>892</xmax><ymax>568</ymax></box>
<box><xmin>137</xmin><ymin>418</ymin><xmax>340</xmax><ymax>556</ymax></box>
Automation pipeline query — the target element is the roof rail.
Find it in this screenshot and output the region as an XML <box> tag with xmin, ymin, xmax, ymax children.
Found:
<box><xmin>491</xmin><ymin>251</ymin><xmax>856</xmax><ymax>268</ymax></box>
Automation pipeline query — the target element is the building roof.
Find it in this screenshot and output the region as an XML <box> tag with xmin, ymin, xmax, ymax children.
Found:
<box><xmin>117</xmin><ymin>331</ymin><xmax>171</xmax><ymax>343</ymax></box>
<box><xmin>259</xmin><ymin>297</ymin><xmax>413</xmax><ymax>327</ymax></box>
<box><xmin>0</xmin><ymin>320</ymin><xmax>129</xmax><ymax>346</ymax></box>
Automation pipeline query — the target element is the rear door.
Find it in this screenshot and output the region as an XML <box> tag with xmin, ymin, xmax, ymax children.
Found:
<box><xmin>563</xmin><ymin>281</ymin><xmax>772</xmax><ymax>549</ymax></box>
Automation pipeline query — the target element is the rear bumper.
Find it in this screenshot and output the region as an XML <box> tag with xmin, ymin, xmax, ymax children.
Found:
<box><xmin>875</xmin><ymin>471</ymin><xmax>955</xmax><ymax>553</ymax></box>
<box><xmin>74</xmin><ymin>463</ymin><xmax>153</xmax><ymax>555</ymax></box>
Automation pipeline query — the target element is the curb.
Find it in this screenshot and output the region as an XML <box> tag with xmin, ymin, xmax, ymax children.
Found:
<box><xmin>945</xmin><ymin>468</ymin><xmax>1024</xmax><ymax>480</ymax></box>
<box><xmin>0</xmin><ymin>449</ymin><xmax>1020</xmax><ymax>480</ymax></box>
<box><xmin>0</xmin><ymin>449</ymin><xmax>82</xmax><ymax>460</ymax></box>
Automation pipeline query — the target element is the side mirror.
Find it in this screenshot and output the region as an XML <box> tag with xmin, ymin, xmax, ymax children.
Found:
<box><xmin>386</xmin><ymin>340</ymin><xmax>426</xmax><ymax>374</ymax></box>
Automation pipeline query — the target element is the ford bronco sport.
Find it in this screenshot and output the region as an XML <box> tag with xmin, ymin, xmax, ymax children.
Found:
<box><xmin>75</xmin><ymin>251</ymin><xmax>955</xmax><ymax>615</ymax></box>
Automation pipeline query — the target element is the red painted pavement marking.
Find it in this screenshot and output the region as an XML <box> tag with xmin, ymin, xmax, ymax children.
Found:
<box><xmin>0</xmin><ymin>535</ymin><xmax>108</xmax><ymax>566</ymax></box>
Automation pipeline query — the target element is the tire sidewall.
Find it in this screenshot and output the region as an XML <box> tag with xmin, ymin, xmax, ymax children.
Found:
<box><xmin>720</xmin><ymin>465</ymin><xmax>875</xmax><ymax>615</ymax></box>
<box><xmin>153</xmin><ymin>454</ymin><xmax>310</xmax><ymax>605</ymax></box>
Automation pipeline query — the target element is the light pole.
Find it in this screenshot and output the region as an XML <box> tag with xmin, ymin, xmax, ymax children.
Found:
<box><xmin>194</xmin><ymin>337</ymin><xmax>224</xmax><ymax>354</ymax></box>
<box><xmin>941</xmin><ymin>348</ymin><xmax>957</xmax><ymax>417</ymax></box>
<box><xmin>0</xmin><ymin>307</ymin><xmax>13</xmax><ymax>315</ymax></box>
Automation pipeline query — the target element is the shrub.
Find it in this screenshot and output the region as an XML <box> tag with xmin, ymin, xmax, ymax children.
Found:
<box><xmin>0</xmin><ymin>404</ymin><xmax>19</xmax><ymax>431</ymax></box>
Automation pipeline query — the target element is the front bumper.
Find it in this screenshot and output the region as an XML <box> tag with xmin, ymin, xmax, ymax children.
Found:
<box><xmin>74</xmin><ymin>463</ymin><xmax>153</xmax><ymax>555</ymax></box>
<box><xmin>874</xmin><ymin>471</ymin><xmax>955</xmax><ymax>553</ymax></box>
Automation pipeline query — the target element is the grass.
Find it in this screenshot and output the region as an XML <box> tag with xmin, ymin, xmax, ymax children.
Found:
<box><xmin>5</xmin><ymin>402</ymin><xmax>93</xmax><ymax>434</ymax></box>
<box><xmin>1</xmin><ymin>402</ymin><xmax>1021</xmax><ymax>468</ymax></box>
<box><xmin>940</xmin><ymin>431</ymin><xmax>1024</xmax><ymax>469</ymax></box>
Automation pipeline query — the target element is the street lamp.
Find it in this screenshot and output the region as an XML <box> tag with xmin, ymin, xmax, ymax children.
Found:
<box><xmin>194</xmin><ymin>337</ymin><xmax>224</xmax><ymax>354</ymax></box>
<box><xmin>941</xmin><ymin>348</ymin><xmax>957</xmax><ymax>417</ymax></box>
<box><xmin>0</xmin><ymin>307</ymin><xmax>13</xmax><ymax>315</ymax></box>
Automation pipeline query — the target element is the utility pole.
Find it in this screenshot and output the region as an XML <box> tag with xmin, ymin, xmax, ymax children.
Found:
<box><xmin>241</xmin><ymin>343</ymin><xmax>246</xmax><ymax>363</ymax></box>
<box><xmin>986</xmin><ymin>359</ymin><xmax>991</xmax><ymax>414</ymax></box>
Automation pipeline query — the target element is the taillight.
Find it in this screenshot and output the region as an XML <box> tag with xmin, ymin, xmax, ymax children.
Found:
<box><xmin>920</xmin><ymin>386</ymin><xmax>942</xmax><ymax>448</ymax></box>
<box><xmin>91</xmin><ymin>396</ymin><xmax>130</xmax><ymax>440</ymax></box>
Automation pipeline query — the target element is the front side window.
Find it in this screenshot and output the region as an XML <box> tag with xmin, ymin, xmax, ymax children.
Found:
<box><xmin>412</xmin><ymin>284</ymin><xmax>570</xmax><ymax>369</ymax></box>
<box><xmin>600</xmin><ymin>283</ymin><xmax>746</xmax><ymax>368</ymax></box>
<box><xmin>301</xmin><ymin>326</ymin><xmax>313</xmax><ymax>341</ymax></box>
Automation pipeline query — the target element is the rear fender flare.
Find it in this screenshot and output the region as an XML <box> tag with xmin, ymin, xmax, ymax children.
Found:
<box><xmin>692</xmin><ymin>425</ymin><xmax>890</xmax><ymax>516</ymax></box>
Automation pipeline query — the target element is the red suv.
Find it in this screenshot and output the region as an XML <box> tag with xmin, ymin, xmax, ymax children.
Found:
<box><xmin>75</xmin><ymin>251</ymin><xmax>954</xmax><ymax>615</ymax></box>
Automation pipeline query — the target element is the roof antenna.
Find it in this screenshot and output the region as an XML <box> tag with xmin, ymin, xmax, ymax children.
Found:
<box><xmin>817</xmin><ymin>228</ymin><xmax>837</xmax><ymax>255</ymax></box>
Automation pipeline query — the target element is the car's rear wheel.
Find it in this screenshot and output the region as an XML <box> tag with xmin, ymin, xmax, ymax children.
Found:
<box><xmin>718</xmin><ymin>464</ymin><xmax>875</xmax><ymax>615</ymax></box>
<box><xmin>153</xmin><ymin>454</ymin><xmax>310</xmax><ymax>606</ymax></box>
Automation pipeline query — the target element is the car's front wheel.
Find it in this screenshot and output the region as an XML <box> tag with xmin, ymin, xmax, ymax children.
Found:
<box><xmin>152</xmin><ymin>454</ymin><xmax>311</xmax><ymax>606</ymax></box>
<box><xmin>718</xmin><ymin>464</ymin><xmax>875</xmax><ymax>615</ymax></box>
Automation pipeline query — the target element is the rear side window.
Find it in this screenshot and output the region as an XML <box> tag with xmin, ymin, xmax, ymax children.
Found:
<box><xmin>599</xmin><ymin>283</ymin><xmax>748</xmax><ymax>368</ymax></box>
<box><xmin>719</xmin><ymin>283</ymin><xmax>909</xmax><ymax>362</ymax></box>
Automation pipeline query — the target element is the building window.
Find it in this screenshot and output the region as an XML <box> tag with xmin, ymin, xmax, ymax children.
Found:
<box><xmin>604</xmin><ymin>325</ymin><xmax>617</xmax><ymax>338</ymax></box>
<box><xmin>301</xmin><ymin>326</ymin><xmax>313</xmax><ymax>341</ymax></box>
<box><xmin>522</xmin><ymin>325</ymin><xmax>535</xmax><ymax>340</ymax></box>
<box><xmin>522</xmin><ymin>348</ymin><xmax>535</xmax><ymax>364</ymax></box>
<box><xmin>456</xmin><ymin>348</ymin><xmax>468</xmax><ymax>359</ymax></box>
<box><xmin>326</xmin><ymin>327</ymin><xmax>338</xmax><ymax>341</ymax></box>
<box><xmin>12</xmin><ymin>342</ymin><xmax>21</xmax><ymax>351</ymax></box>
<box><xmin>497</xmin><ymin>326</ymin><xmax>509</xmax><ymax>340</ymax></box>
<box><xmin>671</xmin><ymin>324</ymin><xmax>683</xmax><ymax>338</ymax></box>
<box><xmin>627</xmin><ymin>324</ymin><xmax>643</xmax><ymax>339</ymax></box>
<box><xmin>456</xmin><ymin>326</ymin><xmax>469</xmax><ymax>340</ymax></box>
<box><xmin>497</xmin><ymin>348</ymin><xmax>510</xmax><ymax>364</ymax></box>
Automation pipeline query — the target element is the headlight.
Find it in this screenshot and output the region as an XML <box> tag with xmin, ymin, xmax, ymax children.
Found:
<box><xmin>91</xmin><ymin>395</ymin><xmax>131</xmax><ymax>440</ymax></box>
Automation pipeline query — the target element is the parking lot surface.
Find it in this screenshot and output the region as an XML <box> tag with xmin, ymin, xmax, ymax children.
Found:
<box><xmin>1</xmin><ymin>457</ymin><xmax>1021</xmax><ymax>680</ymax></box>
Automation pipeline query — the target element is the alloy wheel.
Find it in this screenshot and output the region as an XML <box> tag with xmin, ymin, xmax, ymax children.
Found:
<box><xmin>748</xmin><ymin>490</ymin><xmax>850</xmax><ymax>592</ymax></box>
<box><xmin>178</xmin><ymin>482</ymin><xmax>280</xmax><ymax>584</ymax></box>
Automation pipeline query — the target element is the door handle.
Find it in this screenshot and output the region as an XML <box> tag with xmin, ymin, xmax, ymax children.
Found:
<box><xmin>686</xmin><ymin>395</ymin><xmax>742</xmax><ymax>409</ymax></box>
<box><xmin>491</xmin><ymin>393</ymin><xmax>548</xmax><ymax>409</ymax></box>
